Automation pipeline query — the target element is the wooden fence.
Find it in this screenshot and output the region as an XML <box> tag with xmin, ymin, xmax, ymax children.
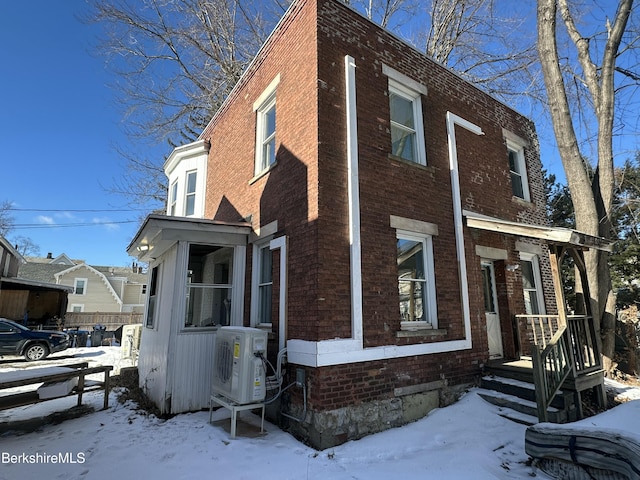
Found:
<box><xmin>62</xmin><ymin>312</ymin><xmax>144</xmax><ymax>331</ymax></box>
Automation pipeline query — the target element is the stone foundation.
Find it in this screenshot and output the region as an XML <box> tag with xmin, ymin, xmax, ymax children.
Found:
<box><xmin>283</xmin><ymin>382</ymin><xmax>473</xmax><ymax>450</ymax></box>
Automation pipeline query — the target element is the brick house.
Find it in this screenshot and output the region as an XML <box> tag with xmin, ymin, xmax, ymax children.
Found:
<box><xmin>127</xmin><ymin>0</ymin><xmax>605</xmax><ymax>449</ymax></box>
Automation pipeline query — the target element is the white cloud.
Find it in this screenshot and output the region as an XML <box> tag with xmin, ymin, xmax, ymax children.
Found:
<box><xmin>92</xmin><ymin>217</ymin><xmax>119</xmax><ymax>231</ymax></box>
<box><xmin>36</xmin><ymin>215</ymin><xmax>55</xmax><ymax>224</ymax></box>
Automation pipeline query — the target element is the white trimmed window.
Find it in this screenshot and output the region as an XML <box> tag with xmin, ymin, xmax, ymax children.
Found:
<box><xmin>507</xmin><ymin>141</ymin><xmax>530</xmax><ymax>201</ymax></box>
<box><xmin>185</xmin><ymin>171</ymin><xmax>197</xmax><ymax>216</ymax></box>
<box><xmin>251</xmin><ymin>242</ymin><xmax>273</xmax><ymax>326</ymax></box>
<box><xmin>520</xmin><ymin>252</ymin><xmax>545</xmax><ymax>315</ymax></box>
<box><xmin>74</xmin><ymin>278</ymin><xmax>87</xmax><ymax>295</ymax></box>
<box><xmin>254</xmin><ymin>74</ymin><xmax>280</xmax><ymax>176</ymax></box>
<box><xmin>169</xmin><ymin>180</ymin><xmax>178</xmax><ymax>216</ymax></box>
<box><xmin>383</xmin><ymin>65</ymin><xmax>427</xmax><ymax>166</ymax></box>
<box><xmin>396</xmin><ymin>231</ymin><xmax>437</xmax><ymax>328</ymax></box>
<box><xmin>146</xmin><ymin>266</ymin><xmax>159</xmax><ymax>328</ymax></box>
<box><xmin>70</xmin><ymin>304</ymin><xmax>84</xmax><ymax>313</ymax></box>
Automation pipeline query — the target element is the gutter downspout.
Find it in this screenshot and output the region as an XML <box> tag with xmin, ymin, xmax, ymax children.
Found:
<box><xmin>446</xmin><ymin>111</ymin><xmax>484</xmax><ymax>341</ymax></box>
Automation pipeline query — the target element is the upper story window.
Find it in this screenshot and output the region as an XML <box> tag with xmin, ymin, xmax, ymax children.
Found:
<box><xmin>74</xmin><ymin>278</ymin><xmax>87</xmax><ymax>295</ymax></box>
<box><xmin>383</xmin><ymin>65</ymin><xmax>427</xmax><ymax>166</ymax></box>
<box><xmin>505</xmin><ymin>136</ymin><xmax>530</xmax><ymax>202</ymax></box>
<box><xmin>164</xmin><ymin>139</ymin><xmax>209</xmax><ymax>218</ymax></box>
<box><xmin>169</xmin><ymin>181</ymin><xmax>178</xmax><ymax>216</ymax></box>
<box><xmin>253</xmin><ymin>74</ymin><xmax>280</xmax><ymax>177</ymax></box>
<box><xmin>185</xmin><ymin>171</ymin><xmax>197</xmax><ymax>216</ymax></box>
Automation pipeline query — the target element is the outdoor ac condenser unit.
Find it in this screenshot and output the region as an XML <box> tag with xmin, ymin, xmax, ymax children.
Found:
<box><xmin>212</xmin><ymin>326</ymin><xmax>267</xmax><ymax>405</ymax></box>
<box><xmin>121</xmin><ymin>324</ymin><xmax>143</xmax><ymax>359</ymax></box>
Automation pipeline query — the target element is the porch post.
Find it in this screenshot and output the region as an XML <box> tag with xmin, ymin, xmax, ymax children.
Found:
<box><xmin>548</xmin><ymin>245</ymin><xmax>568</xmax><ymax>328</ymax></box>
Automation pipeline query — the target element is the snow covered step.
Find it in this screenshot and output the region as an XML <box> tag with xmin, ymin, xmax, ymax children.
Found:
<box><xmin>481</xmin><ymin>375</ymin><xmax>577</xmax><ymax>418</ymax></box>
<box><xmin>477</xmin><ymin>388</ymin><xmax>569</xmax><ymax>424</ymax></box>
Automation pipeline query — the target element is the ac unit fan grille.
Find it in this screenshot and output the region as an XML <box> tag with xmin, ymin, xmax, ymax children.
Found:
<box><xmin>216</xmin><ymin>339</ymin><xmax>233</xmax><ymax>383</ymax></box>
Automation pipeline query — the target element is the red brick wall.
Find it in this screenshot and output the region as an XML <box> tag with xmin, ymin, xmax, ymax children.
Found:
<box><xmin>199</xmin><ymin>0</ymin><xmax>552</xmax><ymax>413</ymax></box>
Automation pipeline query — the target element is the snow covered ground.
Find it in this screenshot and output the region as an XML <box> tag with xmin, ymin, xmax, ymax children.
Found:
<box><xmin>0</xmin><ymin>347</ymin><xmax>638</xmax><ymax>480</ymax></box>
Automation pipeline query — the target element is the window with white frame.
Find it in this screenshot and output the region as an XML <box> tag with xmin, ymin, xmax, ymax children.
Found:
<box><xmin>185</xmin><ymin>171</ymin><xmax>197</xmax><ymax>216</ymax></box>
<box><xmin>397</xmin><ymin>232</ymin><xmax>437</xmax><ymax>328</ymax></box>
<box><xmin>255</xmin><ymin>95</ymin><xmax>276</xmax><ymax>174</ymax></box>
<box><xmin>146</xmin><ymin>266</ymin><xmax>159</xmax><ymax>328</ymax></box>
<box><xmin>507</xmin><ymin>142</ymin><xmax>530</xmax><ymax>201</ymax></box>
<box><xmin>74</xmin><ymin>278</ymin><xmax>87</xmax><ymax>295</ymax></box>
<box><xmin>70</xmin><ymin>304</ymin><xmax>84</xmax><ymax>313</ymax></box>
<box><xmin>169</xmin><ymin>180</ymin><xmax>178</xmax><ymax>216</ymax></box>
<box><xmin>520</xmin><ymin>253</ymin><xmax>545</xmax><ymax>315</ymax></box>
<box><xmin>389</xmin><ymin>81</ymin><xmax>426</xmax><ymax>165</ymax></box>
<box><xmin>252</xmin><ymin>243</ymin><xmax>273</xmax><ymax>326</ymax></box>
<box><xmin>185</xmin><ymin>244</ymin><xmax>233</xmax><ymax>328</ymax></box>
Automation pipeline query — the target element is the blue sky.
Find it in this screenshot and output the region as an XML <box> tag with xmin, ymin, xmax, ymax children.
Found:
<box><xmin>0</xmin><ymin>1</ymin><xmax>157</xmax><ymax>267</ymax></box>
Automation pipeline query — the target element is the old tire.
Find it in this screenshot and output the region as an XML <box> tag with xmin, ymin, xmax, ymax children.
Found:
<box><xmin>24</xmin><ymin>343</ymin><xmax>49</xmax><ymax>361</ymax></box>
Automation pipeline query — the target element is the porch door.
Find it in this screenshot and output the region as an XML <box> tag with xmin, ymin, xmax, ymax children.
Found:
<box><xmin>482</xmin><ymin>260</ymin><xmax>503</xmax><ymax>359</ymax></box>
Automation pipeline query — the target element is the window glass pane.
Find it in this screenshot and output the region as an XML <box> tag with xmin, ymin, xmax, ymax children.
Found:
<box><xmin>508</xmin><ymin>150</ymin><xmax>519</xmax><ymax>173</ymax></box>
<box><xmin>185</xmin><ymin>245</ymin><xmax>233</xmax><ymax>328</ymax></box>
<box><xmin>263</xmin><ymin>138</ymin><xmax>276</xmax><ymax>169</ymax></box>
<box><xmin>259</xmin><ymin>247</ymin><xmax>272</xmax><ymax>283</ymax></box>
<box><xmin>511</xmin><ymin>172</ymin><xmax>524</xmax><ymax>198</ymax></box>
<box><xmin>390</xmin><ymin>92</ymin><xmax>414</xmax><ymax>129</ymax></box>
<box><xmin>524</xmin><ymin>290</ymin><xmax>540</xmax><ymax>315</ymax></box>
<box><xmin>186</xmin><ymin>172</ymin><xmax>197</xmax><ymax>194</ymax></box>
<box><xmin>75</xmin><ymin>280</ymin><xmax>85</xmax><ymax>295</ymax></box>
<box><xmin>482</xmin><ymin>265</ymin><xmax>495</xmax><ymax>313</ymax></box>
<box><xmin>397</xmin><ymin>237</ymin><xmax>428</xmax><ymax>323</ymax></box>
<box><xmin>265</xmin><ymin>104</ymin><xmax>276</xmax><ymax>138</ymax></box>
<box><xmin>185</xmin><ymin>194</ymin><xmax>195</xmax><ymax>216</ymax></box>
<box><xmin>391</xmin><ymin>126</ymin><xmax>416</xmax><ymax>161</ymax></box>
<box><xmin>397</xmin><ymin>239</ymin><xmax>424</xmax><ymax>279</ymax></box>
<box><xmin>258</xmin><ymin>284</ymin><xmax>272</xmax><ymax>324</ymax></box>
<box><xmin>521</xmin><ymin>260</ymin><xmax>535</xmax><ymax>289</ymax></box>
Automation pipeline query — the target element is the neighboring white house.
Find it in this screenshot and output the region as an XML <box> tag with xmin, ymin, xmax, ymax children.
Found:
<box><xmin>18</xmin><ymin>253</ymin><xmax>148</xmax><ymax>314</ymax></box>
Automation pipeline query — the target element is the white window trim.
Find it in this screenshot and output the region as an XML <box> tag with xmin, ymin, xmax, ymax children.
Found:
<box><xmin>519</xmin><ymin>252</ymin><xmax>546</xmax><ymax>315</ymax></box>
<box><xmin>506</xmin><ymin>139</ymin><xmax>530</xmax><ymax>202</ymax></box>
<box><xmin>184</xmin><ymin>170</ymin><xmax>197</xmax><ymax>217</ymax></box>
<box><xmin>396</xmin><ymin>229</ymin><xmax>438</xmax><ymax>329</ymax></box>
<box><xmin>145</xmin><ymin>264</ymin><xmax>161</xmax><ymax>330</ymax></box>
<box><xmin>74</xmin><ymin>278</ymin><xmax>88</xmax><ymax>296</ymax></box>
<box><xmin>70</xmin><ymin>304</ymin><xmax>84</xmax><ymax>313</ymax></box>
<box><xmin>253</xmin><ymin>74</ymin><xmax>280</xmax><ymax>176</ymax></box>
<box><xmin>384</xmin><ymin>64</ymin><xmax>427</xmax><ymax>166</ymax></box>
<box><xmin>250</xmin><ymin>220</ymin><xmax>278</xmax><ymax>328</ymax></box>
<box><xmin>250</xmin><ymin>239</ymin><xmax>274</xmax><ymax>328</ymax></box>
<box><xmin>169</xmin><ymin>180</ymin><xmax>178</xmax><ymax>216</ymax></box>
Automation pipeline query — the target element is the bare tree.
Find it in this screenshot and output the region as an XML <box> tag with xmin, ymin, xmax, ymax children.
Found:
<box><xmin>420</xmin><ymin>0</ymin><xmax>540</xmax><ymax>103</ymax></box>
<box><xmin>0</xmin><ymin>200</ymin><xmax>14</xmax><ymax>237</ymax></box>
<box><xmin>537</xmin><ymin>0</ymin><xmax>636</xmax><ymax>373</ymax></box>
<box><xmin>344</xmin><ymin>0</ymin><xmax>417</xmax><ymax>28</ymax></box>
<box><xmin>87</xmin><ymin>0</ymin><xmax>287</xmax><ymax>208</ymax></box>
<box><xmin>12</xmin><ymin>236</ymin><xmax>41</xmax><ymax>257</ymax></box>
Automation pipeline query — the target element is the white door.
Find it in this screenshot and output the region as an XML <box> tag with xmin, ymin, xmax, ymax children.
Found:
<box><xmin>482</xmin><ymin>260</ymin><xmax>503</xmax><ymax>359</ymax></box>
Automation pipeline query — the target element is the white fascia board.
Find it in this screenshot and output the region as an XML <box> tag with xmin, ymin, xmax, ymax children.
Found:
<box><xmin>163</xmin><ymin>139</ymin><xmax>209</xmax><ymax>176</ymax></box>
<box><xmin>287</xmin><ymin>338</ymin><xmax>472</xmax><ymax>367</ymax></box>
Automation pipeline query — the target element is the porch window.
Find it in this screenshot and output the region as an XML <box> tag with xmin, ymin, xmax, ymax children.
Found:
<box><xmin>146</xmin><ymin>266</ymin><xmax>159</xmax><ymax>328</ymax></box>
<box><xmin>397</xmin><ymin>232</ymin><xmax>437</xmax><ymax>328</ymax></box>
<box><xmin>520</xmin><ymin>253</ymin><xmax>545</xmax><ymax>315</ymax></box>
<box><xmin>185</xmin><ymin>244</ymin><xmax>233</xmax><ymax>328</ymax></box>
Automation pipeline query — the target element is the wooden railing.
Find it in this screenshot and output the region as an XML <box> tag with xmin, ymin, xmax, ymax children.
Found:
<box><xmin>516</xmin><ymin>314</ymin><xmax>602</xmax><ymax>422</ymax></box>
<box><xmin>530</xmin><ymin>325</ymin><xmax>573</xmax><ymax>422</ymax></box>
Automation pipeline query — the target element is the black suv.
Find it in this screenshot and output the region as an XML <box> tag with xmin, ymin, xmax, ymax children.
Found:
<box><xmin>0</xmin><ymin>318</ymin><xmax>70</xmax><ymax>361</ymax></box>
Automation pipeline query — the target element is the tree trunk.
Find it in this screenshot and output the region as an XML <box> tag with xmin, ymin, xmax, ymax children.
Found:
<box><xmin>537</xmin><ymin>0</ymin><xmax>633</xmax><ymax>375</ymax></box>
